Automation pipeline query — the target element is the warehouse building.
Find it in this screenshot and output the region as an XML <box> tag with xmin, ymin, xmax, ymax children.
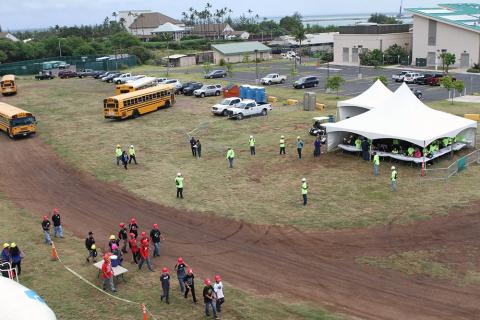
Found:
<box><xmin>407</xmin><ymin>3</ymin><xmax>480</xmax><ymax>68</ymax></box>
<box><xmin>211</xmin><ymin>41</ymin><xmax>272</xmax><ymax>64</ymax></box>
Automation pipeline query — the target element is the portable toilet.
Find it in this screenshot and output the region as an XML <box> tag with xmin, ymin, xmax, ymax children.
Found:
<box><xmin>247</xmin><ymin>86</ymin><xmax>255</xmax><ymax>100</ymax></box>
<box><xmin>256</xmin><ymin>87</ymin><xmax>266</xmax><ymax>103</ymax></box>
<box><xmin>239</xmin><ymin>85</ymin><xmax>247</xmax><ymax>99</ymax></box>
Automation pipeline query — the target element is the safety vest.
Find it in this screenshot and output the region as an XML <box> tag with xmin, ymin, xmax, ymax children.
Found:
<box><xmin>115</xmin><ymin>148</ymin><xmax>122</xmax><ymax>157</ymax></box>
<box><xmin>301</xmin><ymin>182</ymin><xmax>308</xmax><ymax>195</ymax></box>
<box><xmin>226</xmin><ymin>149</ymin><xmax>235</xmax><ymax>159</ymax></box>
<box><xmin>407</xmin><ymin>147</ymin><xmax>414</xmax><ymax>156</ymax></box>
<box><xmin>175</xmin><ymin>177</ymin><xmax>184</xmax><ymax>188</ymax></box>
<box><xmin>249</xmin><ymin>138</ymin><xmax>256</xmax><ymax>147</ymax></box>
<box><xmin>297</xmin><ymin>140</ymin><xmax>304</xmax><ymax>149</ymax></box>
<box><xmin>355</xmin><ymin>139</ymin><xmax>361</xmax><ymax>149</ymax></box>
<box><xmin>373</xmin><ymin>154</ymin><xmax>380</xmax><ymax>165</ymax></box>
<box><xmin>129</xmin><ymin>147</ymin><xmax>136</xmax><ymax>156</ymax></box>
<box><xmin>391</xmin><ymin>170</ymin><xmax>397</xmax><ymax>181</ymax></box>
<box><xmin>279</xmin><ymin>139</ymin><xmax>285</xmax><ymax>148</ymax></box>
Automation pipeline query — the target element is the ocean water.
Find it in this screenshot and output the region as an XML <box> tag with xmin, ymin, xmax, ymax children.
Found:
<box><xmin>268</xmin><ymin>13</ymin><xmax>412</xmax><ymax>27</ymax></box>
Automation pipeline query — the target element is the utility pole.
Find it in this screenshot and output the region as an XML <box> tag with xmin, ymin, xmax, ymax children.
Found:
<box><xmin>255</xmin><ymin>49</ymin><xmax>259</xmax><ymax>83</ymax></box>
<box><xmin>58</xmin><ymin>39</ymin><xmax>62</xmax><ymax>57</ymax></box>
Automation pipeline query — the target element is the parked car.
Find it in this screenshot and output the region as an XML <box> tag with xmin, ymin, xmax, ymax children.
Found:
<box><xmin>182</xmin><ymin>82</ymin><xmax>203</xmax><ymax>96</ymax></box>
<box><xmin>113</xmin><ymin>73</ymin><xmax>132</xmax><ymax>84</ymax></box>
<box><xmin>102</xmin><ymin>72</ymin><xmax>121</xmax><ymax>82</ymax></box>
<box><xmin>211</xmin><ymin>97</ymin><xmax>243</xmax><ymax>116</ymax></box>
<box><xmin>260</xmin><ymin>73</ymin><xmax>287</xmax><ymax>85</ymax></box>
<box><xmin>403</xmin><ymin>72</ymin><xmax>422</xmax><ymax>84</ymax></box>
<box><xmin>156</xmin><ymin>77</ymin><xmax>168</xmax><ymax>83</ymax></box>
<box><xmin>34</xmin><ymin>71</ymin><xmax>55</xmax><ymax>80</ymax></box>
<box><xmin>204</xmin><ymin>70</ymin><xmax>227</xmax><ymax>79</ymax></box>
<box><xmin>117</xmin><ymin>75</ymin><xmax>145</xmax><ymax>84</ymax></box>
<box><xmin>414</xmin><ymin>73</ymin><xmax>434</xmax><ymax>85</ymax></box>
<box><xmin>163</xmin><ymin>79</ymin><xmax>183</xmax><ymax>92</ymax></box>
<box><xmin>293</xmin><ymin>76</ymin><xmax>319</xmax><ymax>89</ymax></box>
<box><xmin>309</xmin><ymin>116</ymin><xmax>330</xmax><ymax>137</ymax></box>
<box><xmin>58</xmin><ymin>62</ymin><xmax>70</xmax><ymax>69</ymax></box>
<box><xmin>77</xmin><ymin>69</ymin><xmax>96</xmax><ymax>78</ymax></box>
<box><xmin>194</xmin><ymin>84</ymin><xmax>222</xmax><ymax>97</ymax></box>
<box><xmin>428</xmin><ymin>74</ymin><xmax>456</xmax><ymax>86</ymax></box>
<box><xmin>58</xmin><ymin>70</ymin><xmax>78</xmax><ymax>79</ymax></box>
<box><xmin>95</xmin><ymin>71</ymin><xmax>110</xmax><ymax>79</ymax></box>
<box><xmin>411</xmin><ymin>88</ymin><xmax>423</xmax><ymax>99</ymax></box>
<box><xmin>392</xmin><ymin>71</ymin><xmax>409</xmax><ymax>82</ymax></box>
<box><xmin>226</xmin><ymin>99</ymin><xmax>272</xmax><ymax>120</ymax></box>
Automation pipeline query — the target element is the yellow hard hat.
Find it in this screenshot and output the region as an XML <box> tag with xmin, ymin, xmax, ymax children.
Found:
<box><xmin>10</xmin><ymin>242</ymin><xmax>16</xmax><ymax>248</ymax></box>
<box><xmin>297</xmin><ymin>136</ymin><xmax>301</xmax><ymax>139</ymax></box>
<box><xmin>91</xmin><ymin>244</ymin><xmax>96</xmax><ymax>250</ymax></box>
<box><xmin>3</xmin><ymin>243</ymin><xmax>9</xmax><ymax>248</ymax></box>
<box><xmin>109</xmin><ymin>235</ymin><xmax>116</xmax><ymax>240</ymax></box>
<box><xmin>116</xmin><ymin>144</ymin><xmax>121</xmax><ymax>148</ymax></box>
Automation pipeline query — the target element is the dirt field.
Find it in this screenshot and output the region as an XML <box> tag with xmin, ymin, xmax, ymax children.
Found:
<box><xmin>1</xmin><ymin>136</ymin><xmax>480</xmax><ymax>320</ymax></box>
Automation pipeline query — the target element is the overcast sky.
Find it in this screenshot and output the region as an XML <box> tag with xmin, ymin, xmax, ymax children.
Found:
<box><xmin>0</xmin><ymin>0</ymin><xmax>472</xmax><ymax>30</ymax></box>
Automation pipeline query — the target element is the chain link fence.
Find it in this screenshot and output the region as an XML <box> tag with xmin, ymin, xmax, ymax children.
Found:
<box><xmin>420</xmin><ymin>149</ymin><xmax>480</xmax><ymax>182</ymax></box>
<box><xmin>0</xmin><ymin>55</ymin><xmax>137</xmax><ymax>75</ymax></box>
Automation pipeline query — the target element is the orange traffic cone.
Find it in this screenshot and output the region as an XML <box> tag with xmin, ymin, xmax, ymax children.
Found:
<box><xmin>421</xmin><ymin>161</ymin><xmax>426</xmax><ymax>177</ymax></box>
<box><xmin>142</xmin><ymin>304</ymin><xmax>148</xmax><ymax>320</ymax></box>
<box><xmin>51</xmin><ymin>242</ymin><xmax>58</xmax><ymax>261</ymax></box>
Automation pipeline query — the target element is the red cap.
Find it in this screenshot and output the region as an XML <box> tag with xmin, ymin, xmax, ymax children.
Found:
<box><xmin>204</xmin><ymin>278</ymin><xmax>211</xmax><ymax>285</ymax></box>
<box><xmin>104</xmin><ymin>254</ymin><xmax>111</xmax><ymax>261</ymax></box>
<box><xmin>187</xmin><ymin>268</ymin><xmax>193</xmax><ymax>274</ymax></box>
<box><xmin>141</xmin><ymin>238</ymin><xmax>148</xmax><ymax>245</ymax></box>
<box><xmin>162</xmin><ymin>267</ymin><xmax>169</xmax><ymax>273</ymax></box>
<box><xmin>215</xmin><ymin>275</ymin><xmax>221</xmax><ymax>282</ymax></box>
<box><xmin>53</xmin><ymin>208</ymin><xmax>59</xmax><ymax>213</ymax></box>
<box><xmin>129</xmin><ymin>232</ymin><xmax>135</xmax><ymax>238</ymax></box>
<box><xmin>131</xmin><ymin>218</ymin><xmax>136</xmax><ymax>223</ymax></box>
<box><xmin>43</xmin><ymin>215</ymin><xmax>48</xmax><ymax>220</ymax></box>
<box><xmin>153</xmin><ymin>223</ymin><xmax>158</xmax><ymax>229</ymax></box>
<box><xmin>141</xmin><ymin>231</ymin><xmax>146</xmax><ymax>237</ymax></box>
<box><xmin>177</xmin><ymin>257</ymin><xmax>183</xmax><ymax>264</ymax></box>
<box><xmin>119</xmin><ymin>222</ymin><xmax>125</xmax><ymax>228</ymax></box>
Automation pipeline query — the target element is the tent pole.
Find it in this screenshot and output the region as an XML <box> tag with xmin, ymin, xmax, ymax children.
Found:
<box><xmin>421</xmin><ymin>140</ymin><xmax>426</xmax><ymax>177</ymax></box>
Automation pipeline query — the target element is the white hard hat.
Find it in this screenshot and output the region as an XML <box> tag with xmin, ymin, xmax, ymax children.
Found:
<box><xmin>297</xmin><ymin>136</ymin><xmax>301</xmax><ymax>139</ymax></box>
<box><xmin>302</xmin><ymin>177</ymin><xmax>306</xmax><ymax>182</ymax></box>
<box><xmin>391</xmin><ymin>166</ymin><xmax>395</xmax><ymax>170</ymax></box>
<box><xmin>281</xmin><ymin>135</ymin><xmax>285</xmax><ymax>138</ymax></box>
<box><xmin>250</xmin><ymin>135</ymin><xmax>253</xmax><ymax>138</ymax></box>
<box><xmin>177</xmin><ymin>172</ymin><xmax>181</xmax><ymax>176</ymax></box>
<box><xmin>130</xmin><ymin>145</ymin><xmax>134</xmax><ymax>148</ymax></box>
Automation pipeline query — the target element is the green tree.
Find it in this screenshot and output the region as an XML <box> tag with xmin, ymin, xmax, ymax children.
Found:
<box><xmin>440</xmin><ymin>52</ymin><xmax>456</xmax><ymax>73</ymax></box>
<box><xmin>440</xmin><ymin>76</ymin><xmax>456</xmax><ymax>104</ymax></box>
<box><xmin>0</xmin><ymin>50</ymin><xmax>7</xmax><ymax>63</ymax></box>
<box><xmin>292</xmin><ymin>26</ymin><xmax>306</xmax><ymax>64</ymax></box>
<box><xmin>128</xmin><ymin>46</ymin><xmax>153</xmax><ymax>64</ymax></box>
<box><xmin>360</xmin><ymin>49</ymin><xmax>383</xmax><ymax>66</ymax></box>
<box><xmin>289</xmin><ymin>65</ymin><xmax>298</xmax><ymax>84</ymax></box>
<box><xmin>73</xmin><ymin>44</ymin><xmax>96</xmax><ymax>56</ymax></box>
<box><xmin>384</xmin><ymin>44</ymin><xmax>408</xmax><ymax>65</ymax></box>
<box><xmin>374</xmin><ymin>76</ymin><xmax>388</xmax><ymax>86</ymax></box>
<box><xmin>202</xmin><ymin>61</ymin><xmax>211</xmax><ymax>74</ymax></box>
<box><xmin>368</xmin><ymin>13</ymin><xmax>401</xmax><ymax>24</ymax></box>
<box><xmin>110</xmin><ymin>32</ymin><xmax>141</xmax><ymax>49</ymax></box>
<box><xmin>453</xmin><ymin>80</ymin><xmax>465</xmax><ymax>104</ymax></box>
<box><xmin>279</xmin><ymin>12</ymin><xmax>303</xmax><ymax>32</ymax></box>
<box><xmin>226</xmin><ymin>62</ymin><xmax>234</xmax><ymax>78</ymax></box>
<box><xmin>326</xmin><ymin>75</ymin><xmax>345</xmax><ymax>97</ymax></box>
<box><xmin>242</xmin><ymin>52</ymin><xmax>250</xmax><ymax>63</ymax></box>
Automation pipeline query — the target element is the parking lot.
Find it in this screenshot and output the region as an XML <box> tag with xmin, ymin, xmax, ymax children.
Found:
<box><xmin>221</xmin><ymin>60</ymin><xmax>480</xmax><ymax>102</ymax></box>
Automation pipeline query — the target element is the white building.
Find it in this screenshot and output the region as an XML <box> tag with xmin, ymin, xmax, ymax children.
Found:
<box><xmin>0</xmin><ymin>32</ymin><xmax>19</xmax><ymax>42</ymax></box>
<box><xmin>118</xmin><ymin>10</ymin><xmax>151</xmax><ymax>31</ymax></box>
<box><xmin>269</xmin><ymin>32</ymin><xmax>337</xmax><ymax>52</ymax></box>
<box><xmin>407</xmin><ymin>3</ymin><xmax>480</xmax><ymax>68</ymax></box>
<box><xmin>333</xmin><ymin>24</ymin><xmax>412</xmax><ymax>65</ymax></box>
<box><xmin>128</xmin><ymin>12</ymin><xmax>183</xmax><ymax>40</ymax></box>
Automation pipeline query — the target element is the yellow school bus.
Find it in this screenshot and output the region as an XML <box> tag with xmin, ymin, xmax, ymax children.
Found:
<box><xmin>115</xmin><ymin>76</ymin><xmax>157</xmax><ymax>95</ymax></box>
<box><xmin>1</xmin><ymin>74</ymin><xmax>17</xmax><ymax>96</ymax></box>
<box><xmin>0</xmin><ymin>102</ymin><xmax>36</xmax><ymax>138</ymax></box>
<box><xmin>104</xmin><ymin>84</ymin><xmax>175</xmax><ymax>120</ymax></box>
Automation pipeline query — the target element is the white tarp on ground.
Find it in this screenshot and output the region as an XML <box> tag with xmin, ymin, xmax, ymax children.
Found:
<box><xmin>337</xmin><ymin>79</ymin><xmax>393</xmax><ymax>120</ymax></box>
<box><xmin>325</xmin><ymin>83</ymin><xmax>477</xmax><ymax>151</ymax></box>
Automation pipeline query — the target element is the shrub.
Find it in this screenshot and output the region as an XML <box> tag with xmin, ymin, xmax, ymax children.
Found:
<box><xmin>219</xmin><ymin>58</ymin><xmax>226</xmax><ymax>66</ymax></box>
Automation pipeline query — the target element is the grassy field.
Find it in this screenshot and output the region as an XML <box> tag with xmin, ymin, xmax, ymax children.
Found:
<box><xmin>4</xmin><ymin>73</ymin><xmax>480</xmax><ymax>230</ymax></box>
<box><xmin>0</xmin><ymin>194</ymin><xmax>344</xmax><ymax>320</ymax></box>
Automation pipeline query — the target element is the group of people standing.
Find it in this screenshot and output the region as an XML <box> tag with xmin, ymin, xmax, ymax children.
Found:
<box><xmin>189</xmin><ymin>137</ymin><xmax>202</xmax><ymax>158</ymax></box>
<box><xmin>115</xmin><ymin>144</ymin><xmax>137</xmax><ymax>170</ymax></box>
<box><xmin>41</xmin><ymin>208</ymin><xmax>64</xmax><ymax>245</ymax></box>
<box><xmin>1</xmin><ymin>242</ymin><xmax>24</xmax><ymax>277</ymax></box>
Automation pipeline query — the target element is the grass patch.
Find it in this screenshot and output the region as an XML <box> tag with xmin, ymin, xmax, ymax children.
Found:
<box><xmin>356</xmin><ymin>250</ymin><xmax>455</xmax><ymax>280</ymax></box>
<box><xmin>0</xmin><ymin>194</ymin><xmax>344</xmax><ymax>320</ymax></box>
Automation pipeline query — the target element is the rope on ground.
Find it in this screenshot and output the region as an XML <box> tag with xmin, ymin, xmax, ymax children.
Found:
<box><xmin>53</xmin><ymin>242</ymin><xmax>160</xmax><ymax>320</ymax></box>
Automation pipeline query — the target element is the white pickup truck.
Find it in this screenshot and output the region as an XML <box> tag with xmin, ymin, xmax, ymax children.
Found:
<box><xmin>391</xmin><ymin>71</ymin><xmax>408</xmax><ymax>82</ymax></box>
<box><xmin>260</xmin><ymin>73</ymin><xmax>287</xmax><ymax>85</ymax></box>
<box><xmin>113</xmin><ymin>73</ymin><xmax>132</xmax><ymax>84</ymax></box>
<box><xmin>225</xmin><ymin>99</ymin><xmax>272</xmax><ymax>120</ymax></box>
<box><xmin>211</xmin><ymin>97</ymin><xmax>242</xmax><ymax>116</ymax></box>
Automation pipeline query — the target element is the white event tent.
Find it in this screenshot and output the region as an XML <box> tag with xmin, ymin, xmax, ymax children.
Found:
<box><xmin>325</xmin><ymin>83</ymin><xmax>477</xmax><ymax>151</ymax></box>
<box><xmin>337</xmin><ymin>79</ymin><xmax>393</xmax><ymax>120</ymax></box>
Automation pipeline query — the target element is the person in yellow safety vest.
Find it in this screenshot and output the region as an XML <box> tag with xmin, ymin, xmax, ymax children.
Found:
<box><xmin>128</xmin><ymin>145</ymin><xmax>137</xmax><ymax>164</ymax></box>
<box><xmin>373</xmin><ymin>152</ymin><xmax>380</xmax><ymax>176</ymax></box>
<box><xmin>226</xmin><ymin>148</ymin><xmax>235</xmax><ymax>168</ymax></box>
<box><xmin>175</xmin><ymin>173</ymin><xmax>184</xmax><ymax>199</ymax></box>
<box><xmin>115</xmin><ymin>144</ymin><xmax>122</xmax><ymax>165</ymax></box>
<box><xmin>355</xmin><ymin>137</ymin><xmax>361</xmax><ymax>150</ymax></box>
<box><xmin>279</xmin><ymin>135</ymin><xmax>286</xmax><ymax>155</ymax></box>
<box><xmin>390</xmin><ymin>166</ymin><xmax>398</xmax><ymax>192</ymax></box>
<box><xmin>407</xmin><ymin>146</ymin><xmax>414</xmax><ymax>157</ymax></box>
<box><xmin>301</xmin><ymin>178</ymin><xmax>308</xmax><ymax>206</ymax></box>
<box><xmin>249</xmin><ymin>135</ymin><xmax>256</xmax><ymax>156</ymax></box>
<box><xmin>442</xmin><ymin>138</ymin><xmax>450</xmax><ymax>148</ymax></box>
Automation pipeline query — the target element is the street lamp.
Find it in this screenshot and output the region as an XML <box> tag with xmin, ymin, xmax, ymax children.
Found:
<box><xmin>58</xmin><ymin>38</ymin><xmax>63</xmax><ymax>57</ymax></box>
<box><xmin>382</xmin><ymin>54</ymin><xmax>385</xmax><ymax>66</ymax></box>
<box><xmin>255</xmin><ymin>49</ymin><xmax>259</xmax><ymax>83</ymax></box>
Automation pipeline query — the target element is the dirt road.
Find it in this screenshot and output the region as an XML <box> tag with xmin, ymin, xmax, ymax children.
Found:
<box><xmin>1</xmin><ymin>136</ymin><xmax>479</xmax><ymax>320</ymax></box>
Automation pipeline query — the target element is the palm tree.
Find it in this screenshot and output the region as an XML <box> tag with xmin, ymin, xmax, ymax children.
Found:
<box><xmin>293</xmin><ymin>26</ymin><xmax>306</xmax><ymax>65</ymax></box>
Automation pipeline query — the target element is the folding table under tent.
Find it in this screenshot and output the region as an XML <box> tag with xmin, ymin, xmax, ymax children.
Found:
<box><xmin>325</xmin><ymin>83</ymin><xmax>477</xmax><ymax>156</ymax></box>
<box><xmin>336</xmin><ymin>79</ymin><xmax>393</xmax><ymax>121</ymax></box>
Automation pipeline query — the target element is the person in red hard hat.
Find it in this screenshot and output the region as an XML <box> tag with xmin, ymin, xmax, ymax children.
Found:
<box><xmin>150</xmin><ymin>223</ymin><xmax>164</xmax><ymax>258</ymax></box>
<box><xmin>138</xmin><ymin>238</ymin><xmax>153</xmax><ymax>272</ymax></box>
<box><xmin>128</xmin><ymin>233</ymin><xmax>139</xmax><ymax>264</ymax></box>
<box><xmin>174</xmin><ymin>257</ymin><xmax>189</xmax><ymax>294</ymax></box>
<box><xmin>41</xmin><ymin>215</ymin><xmax>52</xmax><ymax>245</ymax></box>
<box><xmin>213</xmin><ymin>274</ymin><xmax>225</xmax><ymax>313</ymax></box>
<box><xmin>118</xmin><ymin>222</ymin><xmax>128</xmax><ymax>253</ymax></box>
<box><xmin>203</xmin><ymin>278</ymin><xmax>217</xmax><ymax>319</ymax></box>
<box><xmin>140</xmin><ymin>231</ymin><xmax>149</xmax><ymax>244</ymax></box>
<box><xmin>51</xmin><ymin>208</ymin><xmax>63</xmax><ymax>238</ymax></box>
<box><xmin>160</xmin><ymin>267</ymin><xmax>170</xmax><ymax>304</ymax></box>
<box><xmin>101</xmin><ymin>253</ymin><xmax>116</xmax><ymax>293</ymax></box>
<box><xmin>129</xmin><ymin>218</ymin><xmax>138</xmax><ymax>238</ymax></box>
<box><xmin>183</xmin><ymin>268</ymin><xmax>197</xmax><ymax>304</ymax></box>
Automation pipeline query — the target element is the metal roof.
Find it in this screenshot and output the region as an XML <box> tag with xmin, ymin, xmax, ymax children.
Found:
<box><xmin>407</xmin><ymin>3</ymin><xmax>480</xmax><ymax>33</ymax></box>
<box><xmin>152</xmin><ymin>22</ymin><xmax>185</xmax><ymax>33</ymax></box>
<box><xmin>211</xmin><ymin>41</ymin><xmax>271</xmax><ymax>55</ymax></box>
